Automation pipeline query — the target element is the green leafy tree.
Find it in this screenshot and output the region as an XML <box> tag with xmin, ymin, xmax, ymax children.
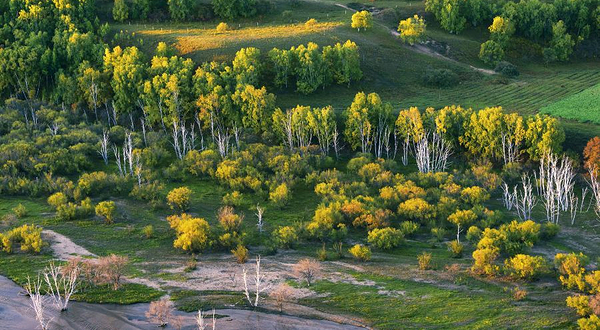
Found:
<box><xmin>479</xmin><ymin>40</ymin><xmax>504</xmax><ymax>66</ymax></box>
<box><xmin>344</xmin><ymin>92</ymin><xmax>393</xmax><ymax>153</ymax></box>
<box><xmin>440</xmin><ymin>0</ymin><xmax>467</xmax><ymax>34</ymax></box>
<box><xmin>396</xmin><ymin>107</ymin><xmax>425</xmax><ymax>143</ymax></box>
<box><xmin>524</xmin><ymin>114</ymin><xmax>565</xmax><ymax>160</ymax></box>
<box><xmin>307</xmin><ymin>105</ymin><xmax>337</xmax><ymax>155</ymax></box>
<box><xmin>489</xmin><ymin>16</ymin><xmax>514</xmax><ymax>46</ymax></box>
<box><xmin>232</xmin><ymin>84</ymin><xmax>276</xmax><ymax>135</ymax></box>
<box><xmin>232</xmin><ymin>47</ymin><xmax>262</xmax><ymax>86</ymax></box>
<box><xmin>268</xmin><ymin>48</ymin><xmax>294</xmax><ymax>89</ymax></box>
<box><xmin>322</xmin><ymin>40</ymin><xmax>362</xmax><ymax>87</ymax></box>
<box><xmin>545</xmin><ymin>20</ymin><xmax>575</xmax><ymax>62</ymax></box>
<box><xmin>460</xmin><ymin>107</ymin><xmax>505</xmax><ymax>160</ymax></box>
<box><xmin>168</xmin><ymin>0</ymin><xmax>193</xmax><ymax>21</ymax></box>
<box><xmin>132</xmin><ymin>0</ymin><xmax>150</xmax><ymax>20</ymax></box>
<box><xmin>142</xmin><ymin>52</ymin><xmax>195</xmax><ymax>127</ymax></box>
<box><xmin>103</xmin><ymin>46</ymin><xmax>146</xmax><ymax>121</ymax></box>
<box><xmin>113</xmin><ymin>0</ymin><xmax>129</xmax><ymax>22</ymax></box>
<box><xmin>78</xmin><ymin>62</ymin><xmax>110</xmax><ymax>121</ymax></box>
<box><xmin>293</xmin><ymin>43</ymin><xmax>326</xmax><ymax>94</ymax></box>
<box><xmin>212</xmin><ymin>0</ymin><xmax>257</xmax><ymax>19</ymax></box>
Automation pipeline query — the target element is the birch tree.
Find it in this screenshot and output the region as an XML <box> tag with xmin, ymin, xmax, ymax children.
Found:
<box><xmin>536</xmin><ymin>153</ymin><xmax>575</xmax><ymax>224</ymax></box>
<box><xmin>43</xmin><ymin>262</ymin><xmax>79</xmax><ymax>311</ymax></box>
<box><xmin>25</xmin><ymin>276</ymin><xmax>52</xmax><ymax>330</ymax></box>
<box><xmin>514</xmin><ymin>174</ymin><xmax>537</xmax><ymax>221</ymax></box>
<box><xmin>396</xmin><ymin>107</ymin><xmax>425</xmax><ymax>165</ymax></box>
<box><xmin>414</xmin><ymin>132</ymin><xmax>452</xmax><ymax>173</ymax></box>
<box><xmin>344</xmin><ymin>92</ymin><xmax>393</xmax><ymax>155</ymax></box>
<box><xmin>242</xmin><ymin>256</ymin><xmax>266</xmax><ymax>307</ymax></box>
<box><xmin>307</xmin><ymin>105</ymin><xmax>337</xmax><ymax>155</ymax></box>
<box><xmin>98</xmin><ymin>130</ymin><xmax>110</xmax><ymax>164</ymax></box>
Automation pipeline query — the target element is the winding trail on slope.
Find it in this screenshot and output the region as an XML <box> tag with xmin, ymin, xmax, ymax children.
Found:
<box><xmin>333</xmin><ymin>2</ymin><xmax>496</xmax><ymax>75</ymax></box>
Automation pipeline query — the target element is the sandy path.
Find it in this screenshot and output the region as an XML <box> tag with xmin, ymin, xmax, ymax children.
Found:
<box><xmin>43</xmin><ymin>229</ymin><xmax>97</xmax><ymax>260</ymax></box>
<box><xmin>333</xmin><ymin>3</ymin><xmax>496</xmax><ymax>75</ymax></box>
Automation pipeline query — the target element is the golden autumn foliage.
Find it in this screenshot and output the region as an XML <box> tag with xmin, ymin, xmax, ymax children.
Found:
<box><xmin>398</xmin><ymin>15</ymin><xmax>426</xmax><ymax>45</ymax></box>
<box><xmin>504</xmin><ymin>254</ymin><xmax>548</xmax><ymax>280</ymax></box>
<box><xmin>167</xmin><ymin>213</ymin><xmax>211</xmax><ymax>252</ymax></box>
<box><xmin>166</xmin><ymin>186</ymin><xmax>192</xmax><ymax>212</ymax></box>
<box><xmin>0</xmin><ymin>224</ymin><xmax>44</xmax><ymax>254</ymax></box>
<box><xmin>351</xmin><ymin>11</ymin><xmax>373</xmax><ymax>32</ymax></box>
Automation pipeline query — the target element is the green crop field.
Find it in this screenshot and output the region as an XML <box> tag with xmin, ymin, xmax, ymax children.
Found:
<box><xmin>540</xmin><ymin>83</ymin><xmax>600</xmax><ymax>124</ymax></box>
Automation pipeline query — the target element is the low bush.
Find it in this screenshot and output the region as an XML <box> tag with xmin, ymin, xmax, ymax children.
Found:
<box><xmin>399</xmin><ymin>221</ymin><xmax>419</xmax><ymax>236</ymax></box>
<box><xmin>447</xmin><ymin>240</ymin><xmax>464</xmax><ymax>258</ymax></box>
<box><xmin>95</xmin><ymin>201</ymin><xmax>116</xmax><ymax>224</ymax></box>
<box><xmin>504</xmin><ymin>254</ymin><xmax>548</xmax><ymax>280</ymax></box>
<box><xmin>166</xmin><ymin>187</ymin><xmax>192</xmax><ymax>212</ymax></box>
<box><xmin>494</xmin><ymin>61</ymin><xmax>519</xmax><ymax>77</ymax></box>
<box><xmin>540</xmin><ymin>223</ymin><xmax>560</xmax><ymax>240</ymax></box>
<box><xmin>142</xmin><ymin>225</ymin><xmax>153</xmax><ymax>239</ymax></box>
<box><xmin>466</xmin><ymin>226</ymin><xmax>482</xmax><ymax>243</ymax></box>
<box><xmin>272</xmin><ymin>226</ymin><xmax>298</xmax><ymax>249</ymax></box>
<box><xmin>216</xmin><ymin>22</ymin><xmax>229</xmax><ymax>33</ymax></box>
<box><xmin>368</xmin><ymin>227</ymin><xmax>404</xmax><ymax>250</ymax></box>
<box><xmin>231</xmin><ymin>244</ymin><xmax>249</xmax><ymax>264</ymax></box>
<box><xmin>472</xmin><ymin>247</ymin><xmax>499</xmax><ymax>276</ymax></box>
<box><xmin>418</xmin><ymin>252</ymin><xmax>432</xmax><ymax>270</ymax></box>
<box><xmin>12</xmin><ymin>204</ymin><xmax>27</xmax><ymax>218</ymax></box>
<box><xmin>167</xmin><ymin>214</ymin><xmax>211</xmax><ymax>253</ymax></box>
<box><xmin>1</xmin><ymin>224</ymin><xmax>44</xmax><ymax>253</ymax></box>
<box><xmin>349</xmin><ymin>244</ymin><xmax>371</xmax><ymax>262</ymax></box>
<box><xmin>423</xmin><ymin>68</ymin><xmax>459</xmax><ymax>88</ymax></box>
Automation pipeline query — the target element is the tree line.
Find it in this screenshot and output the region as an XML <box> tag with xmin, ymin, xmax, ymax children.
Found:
<box><xmin>113</xmin><ymin>0</ymin><xmax>270</xmax><ymax>22</ymax></box>
<box><xmin>425</xmin><ymin>0</ymin><xmax>600</xmax><ymax>63</ymax></box>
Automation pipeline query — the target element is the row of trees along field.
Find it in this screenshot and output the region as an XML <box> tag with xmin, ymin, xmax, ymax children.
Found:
<box><xmin>113</xmin><ymin>0</ymin><xmax>269</xmax><ymax>22</ymax></box>
<box><xmin>0</xmin><ymin>0</ymin><xmax>361</xmax><ymax>126</ymax></box>
<box><xmin>425</xmin><ymin>0</ymin><xmax>600</xmax><ymax>63</ymax></box>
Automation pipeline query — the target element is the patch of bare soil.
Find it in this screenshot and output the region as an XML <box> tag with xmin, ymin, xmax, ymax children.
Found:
<box><xmin>43</xmin><ymin>232</ymin><xmax>371</xmax><ymax>328</ymax></box>
<box><xmin>43</xmin><ymin>229</ymin><xmax>96</xmax><ymax>260</ymax></box>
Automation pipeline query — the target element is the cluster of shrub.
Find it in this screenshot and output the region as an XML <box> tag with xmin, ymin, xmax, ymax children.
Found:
<box><xmin>0</xmin><ymin>224</ymin><xmax>44</xmax><ymax>254</ymax></box>
<box><xmin>558</xmin><ymin>253</ymin><xmax>600</xmax><ymax>328</ymax></box>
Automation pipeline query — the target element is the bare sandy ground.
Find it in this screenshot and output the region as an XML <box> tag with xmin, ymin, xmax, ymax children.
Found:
<box><xmin>0</xmin><ymin>275</ymin><xmax>367</xmax><ymax>330</ymax></box>
<box><xmin>39</xmin><ymin>229</ymin><xmax>371</xmax><ymax>329</ymax></box>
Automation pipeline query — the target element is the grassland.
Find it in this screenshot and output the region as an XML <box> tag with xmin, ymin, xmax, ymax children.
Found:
<box><xmin>299</xmin><ymin>272</ymin><xmax>573</xmax><ymax>329</ymax></box>
<box><xmin>540</xmin><ymin>83</ymin><xmax>600</xmax><ymax>124</ymax></box>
